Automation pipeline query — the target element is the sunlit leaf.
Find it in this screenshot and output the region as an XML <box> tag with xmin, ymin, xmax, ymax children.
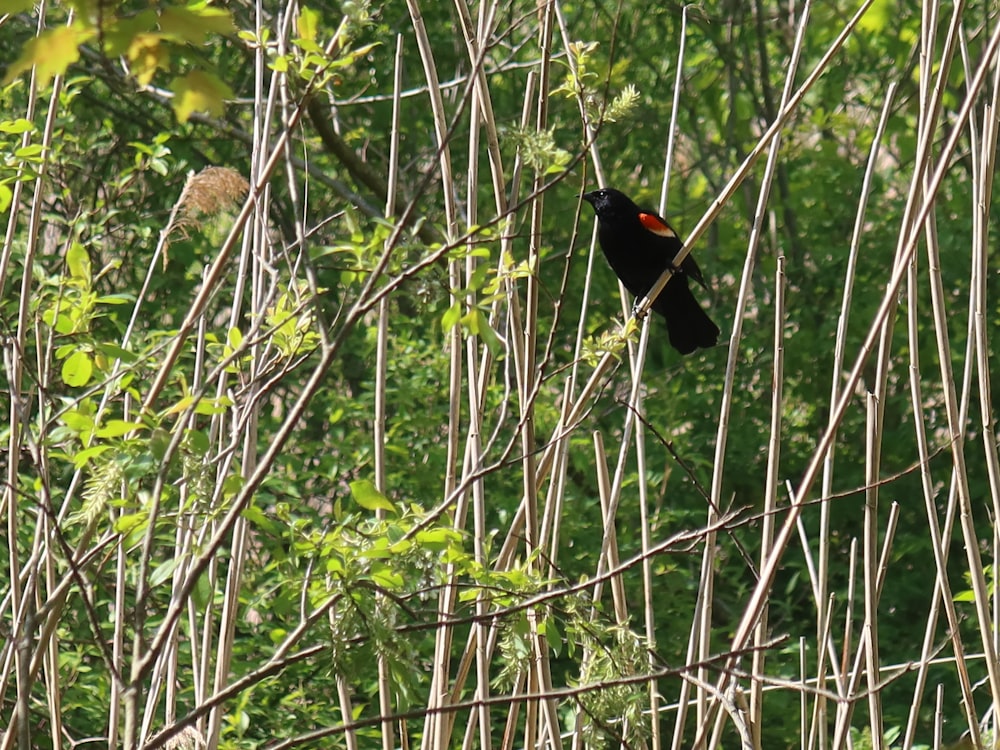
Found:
<box><xmin>475</xmin><ymin>310</ymin><xmax>503</xmax><ymax>357</ymax></box>
<box><xmin>349</xmin><ymin>480</ymin><xmax>396</xmax><ymax>513</ymax></box>
<box><xmin>159</xmin><ymin>5</ymin><xmax>234</xmax><ymax>44</ymax></box>
<box><xmin>0</xmin><ymin>0</ymin><xmax>36</xmax><ymax>12</ymax></box>
<box><xmin>115</xmin><ymin>512</ymin><xmax>148</xmax><ymax>535</ymax></box>
<box><xmin>4</xmin><ymin>25</ymin><xmax>95</xmax><ymax>87</ymax></box>
<box><xmin>72</xmin><ymin>445</ymin><xmax>112</xmax><ymax>470</ymax></box>
<box><xmin>66</xmin><ymin>242</ymin><xmax>91</xmax><ymax>284</ymax></box>
<box><xmin>441</xmin><ymin>301</ymin><xmax>462</xmax><ymax>332</ymax></box>
<box><xmin>858</xmin><ymin>0</ymin><xmax>893</xmax><ymax>33</ymax></box>
<box><xmin>61</xmin><ymin>350</ymin><xmax>93</xmax><ymax>387</ymax></box>
<box><xmin>95</xmin><ymin>420</ymin><xmax>144</xmax><ymax>438</ymax></box>
<box><xmin>297</xmin><ymin>6</ymin><xmax>320</xmax><ymax>41</ymax></box>
<box><xmin>127</xmin><ymin>32</ymin><xmax>169</xmax><ymax>86</ymax></box>
<box><xmin>0</xmin><ymin>118</ymin><xmax>34</xmax><ymax>134</ymax></box>
<box><xmin>170</xmin><ymin>70</ymin><xmax>233</xmax><ymax>123</ymax></box>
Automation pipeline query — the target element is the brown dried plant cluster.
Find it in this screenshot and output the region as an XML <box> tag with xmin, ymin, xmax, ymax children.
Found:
<box><xmin>172</xmin><ymin>166</ymin><xmax>249</xmax><ymax>236</ymax></box>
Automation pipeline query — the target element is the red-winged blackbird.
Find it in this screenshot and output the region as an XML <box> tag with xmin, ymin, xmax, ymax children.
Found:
<box><xmin>583</xmin><ymin>188</ymin><xmax>720</xmax><ymax>355</ymax></box>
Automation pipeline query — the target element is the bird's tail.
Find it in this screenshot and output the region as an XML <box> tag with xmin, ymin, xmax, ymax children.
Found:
<box><xmin>656</xmin><ymin>279</ymin><xmax>720</xmax><ymax>355</ymax></box>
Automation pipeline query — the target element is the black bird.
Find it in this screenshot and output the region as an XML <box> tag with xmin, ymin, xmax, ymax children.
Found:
<box><xmin>583</xmin><ymin>188</ymin><xmax>720</xmax><ymax>355</ymax></box>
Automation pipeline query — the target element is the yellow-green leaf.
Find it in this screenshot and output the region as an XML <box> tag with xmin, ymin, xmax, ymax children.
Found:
<box><xmin>61</xmin><ymin>350</ymin><xmax>93</xmax><ymax>387</ymax></box>
<box><xmin>371</xmin><ymin>565</ymin><xmax>404</xmax><ymax>590</ymax></box>
<box><xmin>297</xmin><ymin>6</ymin><xmax>319</xmax><ymax>41</ymax></box>
<box><xmin>170</xmin><ymin>70</ymin><xmax>233</xmax><ymax>123</ymax></box>
<box><xmin>441</xmin><ymin>301</ymin><xmax>462</xmax><ymax>332</ymax></box>
<box><xmin>476</xmin><ymin>310</ymin><xmax>503</xmax><ymax>357</ymax></box>
<box><xmin>95</xmin><ymin>420</ymin><xmax>145</xmax><ymax>438</ymax></box>
<box><xmin>858</xmin><ymin>0</ymin><xmax>893</xmax><ymax>33</ymax></box>
<box><xmin>0</xmin><ymin>0</ymin><xmax>37</xmax><ymax>12</ymax></box>
<box><xmin>149</xmin><ymin>557</ymin><xmax>178</xmax><ymax>587</ymax></box>
<box><xmin>127</xmin><ymin>32</ymin><xmax>169</xmax><ymax>86</ymax></box>
<box><xmin>160</xmin><ymin>5</ymin><xmax>234</xmax><ymax>44</ymax></box>
<box><xmin>165</xmin><ymin>395</ymin><xmax>196</xmax><ymax>415</ymax></box>
<box><xmin>4</xmin><ymin>25</ymin><xmax>95</xmax><ymax>87</ymax></box>
<box><xmin>73</xmin><ymin>445</ymin><xmax>111</xmax><ymax>470</ymax></box>
<box><xmin>66</xmin><ymin>242</ymin><xmax>91</xmax><ymax>284</ymax></box>
<box><xmin>349</xmin><ymin>480</ymin><xmax>396</xmax><ymax>513</ymax></box>
<box><xmin>115</xmin><ymin>512</ymin><xmax>148</xmax><ymax>534</ymax></box>
<box><xmin>0</xmin><ymin>118</ymin><xmax>34</xmax><ymax>134</ymax></box>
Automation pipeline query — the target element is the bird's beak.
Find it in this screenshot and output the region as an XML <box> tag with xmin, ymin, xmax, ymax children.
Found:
<box><xmin>582</xmin><ymin>191</ymin><xmax>596</xmax><ymax>205</ymax></box>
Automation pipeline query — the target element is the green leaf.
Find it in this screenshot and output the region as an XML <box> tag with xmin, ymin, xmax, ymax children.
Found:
<box><xmin>441</xmin><ymin>301</ymin><xmax>462</xmax><ymax>332</ymax></box>
<box><xmin>415</xmin><ymin>527</ymin><xmax>463</xmax><ymax>551</ymax></box>
<box><xmin>72</xmin><ymin>445</ymin><xmax>112</xmax><ymax>470</ymax></box>
<box><xmin>159</xmin><ymin>5</ymin><xmax>235</xmax><ymax>44</ymax></box>
<box><xmin>149</xmin><ymin>429</ymin><xmax>171</xmax><ymax>462</ymax></box>
<box><xmin>170</xmin><ymin>70</ymin><xmax>233</xmax><ymax>123</ymax></box>
<box><xmin>858</xmin><ymin>0</ymin><xmax>894</xmax><ymax>33</ymax></box>
<box><xmin>149</xmin><ymin>557</ymin><xmax>179</xmax><ymax>587</ymax></box>
<box><xmin>0</xmin><ymin>118</ymin><xmax>34</xmax><ymax>134</ymax></box>
<box><xmin>115</xmin><ymin>512</ymin><xmax>148</xmax><ymax>535</ymax></box>
<box><xmin>349</xmin><ymin>480</ymin><xmax>396</xmax><ymax>513</ymax></box>
<box><xmin>241</xmin><ymin>504</ymin><xmax>279</xmax><ymax>534</ymax></box>
<box><xmin>61</xmin><ymin>350</ymin><xmax>93</xmax><ymax>387</ymax></box>
<box><xmin>371</xmin><ymin>564</ymin><xmax>404</xmax><ymax>590</ymax></box>
<box><xmin>166</xmin><ymin>396</ymin><xmax>197</xmax><ymax>415</ymax></box>
<box><xmin>61</xmin><ymin>407</ymin><xmax>95</xmax><ymax>434</ymax></box>
<box><xmin>66</xmin><ymin>242</ymin><xmax>91</xmax><ymax>284</ymax></box>
<box><xmin>14</xmin><ymin>144</ymin><xmax>43</xmax><ymax>159</ymax></box>
<box><xmin>94</xmin><ymin>294</ymin><xmax>133</xmax><ymax>305</ymax></box>
<box><xmin>185</xmin><ymin>428</ymin><xmax>210</xmax><ymax>454</ymax></box>
<box><xmin>95</xmin><ymin>420</ymin><xmax>144</xmax><ymax>438</ymax></box>
<box><xmin>475</xmin><ymin>310</ymin><xmax>503</xmax><ymax>357</ymax></box>
<box><xmin>0</xmin><ymin>0</ymin><xmax>36</xmax><ymax>12</ymax></box>
<box><xmin>4</xmin><ymin>25</ymin><xmax>95</xmax><ymax>87</ymax></box>
<box><xmin>194</xmin><ymin>397</ymin><xmax>232</xmax><ymax>415</ymax></box>
<box><xmin>297</xmin><ymin>6</ymin><xmax>320</xmax><ymax>41</ymax></box>
<box><xmin>127</xmin><ymin>32</ymin><xmax>169</xmax><ymax>87</ymax></box>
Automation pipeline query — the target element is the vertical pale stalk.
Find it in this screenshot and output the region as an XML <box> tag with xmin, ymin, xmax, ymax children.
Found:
<box><xmin>933</xmin><ymin>685</ymin><xmax>944</xmax><ymax>750</ymax></box>
<box><xmin>463</xmin><ymin>45</ymin><xmax>490</xmax><ymax>750</ymax></box>
<box><xmin>751</xmin><ymin>252</ymin><xmax>786</xmax><ymax>747</ymax></box>
<box><xmin>372</xmin><ymin>31</ymin><xmax>406</xmax><ymax>750</ymax></box>
<box><xmin>799</xmin><ymin>637</ymin><xmax>808</xmax><ymax>750</ymax></box>
<box><xmin>520</xmin><ymin>3</ymin><xmax>563</xmax><ymax>747</ymax></box>
<box><xmin>862</xmin><ymin>395</ymin><xmax>883</xmax><ymax>749</ymax></box>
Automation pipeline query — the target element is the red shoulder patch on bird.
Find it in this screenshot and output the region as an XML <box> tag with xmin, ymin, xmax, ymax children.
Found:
<box><xmin>638</xmin><ymin>212</ymin><xmax>677</xmax><ymax>238</ymax></box>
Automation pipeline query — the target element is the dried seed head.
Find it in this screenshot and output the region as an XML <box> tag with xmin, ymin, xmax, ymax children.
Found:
<box><xmin>177</xmin><ymin>166</ymin><xmax>249</xmax><ymax>219</ymax></box>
